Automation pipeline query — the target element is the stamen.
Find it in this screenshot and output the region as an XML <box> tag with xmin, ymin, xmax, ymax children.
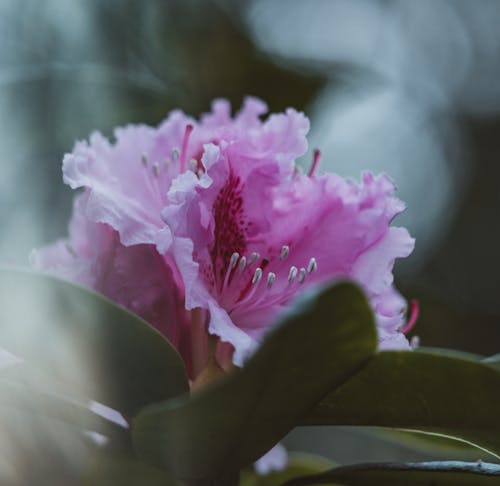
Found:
<box><xmin>152</xmin><ymin>162</ymin><xmax>159</xmax><ymax>177</ymax></box>
<box><xmin>293</xmin><ymin>165</ymin><xmax>303</xmax><ymax>178</ymax></box>
<box><xmin>224</xmin><ymin>255</ymin><xmax>247</xmax><ymax>295</ymax></box>
<box><xmin>141</xmin><ymin>152</ymin><xmax>148</xmax><ymax>167</ymax></box>
<box><xmin>171</xmin><ymin>148</ymin><xmax>179</xmax><ymax>161</ymax></box>
<box><xmin>249</xmin><ymin>252</ymin><xmax>260</xmax><ymax>266</ymax></box>
<box><xmin>267</xmin><ymin>272</ymin><xmax>276</xmax><ymax>288</ymax></box>
<box><xmin>238</xmin><ymin>256</ymin><xmax>247</xmax><ymax>273</ymax></box>
<box><xmin>308</xmin><ymin>149</ymin><xmax>321</xmax><ymax>177</ymax></box>
<box><xmin>298</xmin><ymin>268</ymin><xmax>307</xmax><ymax>284</ymax></box>
<box><xmin>252</xmin><ymin>267</ymin><xmax>263</xmax><ymax>285</ymax></box>
<box><xmin>230</xmin><ymin>267</ymin><xmax>264</xmax><ymax>311</ymax></box>
<box><xmin>180</xmin><ymin>124</ymin><xmax>194</xmax><ymax>173</ymax></box>
<box><xmin>307</xmin><ymin>257</ymin><xmax>317</xmax><ymax>273</ymax></box>
<box><xmin>220</xmin><ymin>252</ymin><xmax>239</xmax><ymax>296</ymax></box>
<box><xmin>189</xmin><ymin>159</ymin><xmax>198</xmax><ymax>172</ymax></box>
<box><xmin>401</xmin><ymin>299</ymin><xmax>419</xmax><ymax>334</ymax></box>
<box><xmin>280</xmin><ymin>245</ymin><xmax>290</xmax><ymax>260</ymax></box>
<box><xmin>288</xmin><ymin>266</ymin><xmax>298</xmax><ymax>282</ymax></box>
<box><xmin>229</xmin><ymin>252</ymin><xmax>239</xmax><ymax>269</ymax></box>
<box><xmin>243</xmin><ymin>271</ymin><xmax>277</xmax><ymax>310</ymax></box>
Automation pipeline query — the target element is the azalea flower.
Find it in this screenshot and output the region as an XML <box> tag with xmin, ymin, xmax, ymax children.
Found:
<box><xmin>32</xmin><ymin>98</ymin><xmax>414</xmax><ymax>475</ymax></box>
<box><xmin>162</xmin><ymin>132</ymin><xmax>414</xmax><ymax>366</ymax></box>
<box><xmin>60</xmin><ymin>98</ymin><xmax>307</xmax><ymax>250</ymax></box>
<box><xmin>35</xmin><ymin>98</ymin><xmax>311</xmax><ymax>370</ymax></box>
<box><xmin>31</xmin><ymin>192</ymin><xmax>192</xmax><ymax>369</ymax></box>
<box><xmin>33</xmin><ymin>97</ymin><xmax>414</xmax><ymax>372</ymax></box>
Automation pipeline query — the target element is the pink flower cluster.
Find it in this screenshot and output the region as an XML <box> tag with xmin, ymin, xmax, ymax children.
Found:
<box><xmin>32</xmin><ymin>98</ymin><xmax>415</xmax><ymax>377</ymax></box>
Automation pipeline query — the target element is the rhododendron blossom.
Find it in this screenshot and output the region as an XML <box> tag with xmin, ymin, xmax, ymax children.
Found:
<box><xmin>162</xmin><ymin>136</ymin><xmax>415</xmax><ymax>366</ymax></box>
<box><xmin>31</xmin><ymin>193</ymin><xmax>190</xmax><ymax>362</ymax></box>
<box><xmin>33</xmin><ymin>97</ymin><xmax>415</xmax><ymax>373</ymax></box>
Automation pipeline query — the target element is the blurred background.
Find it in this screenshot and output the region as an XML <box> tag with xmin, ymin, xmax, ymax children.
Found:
<box><xmin>1</xmin><ymin>0</ymin><xmax>500</xmax><ymax>482</ymax></box>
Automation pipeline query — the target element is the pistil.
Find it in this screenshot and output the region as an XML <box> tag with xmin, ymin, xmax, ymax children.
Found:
<box><xmin>180</xmin><ymin>124</ymin><xmax>194</xmax><ymax>173</ymax></box>
<box><xmin>308</xmin><ymin>149</ymin><xmax>321</xmax><ymax>177</ymax></box>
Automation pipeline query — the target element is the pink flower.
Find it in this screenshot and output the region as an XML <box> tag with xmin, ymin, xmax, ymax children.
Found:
<box><xmin>32</xmin><ymin>98</ymin><xmax>414</xmax><ymax>474</ymax></box>
<box><xmin>162</xmin><ymin>128</ymin><xmax>415</xmax><ymax>367</ymax></box>
<box><xmin>61</xmin><ymin>98</ymin><xmax>308</xmax><ymax>250</ymax></box>
<box><xmin>33</xmin><ymin>96</ymin><xmax>414</xmax><ymax>372</ymax></box>
<box><xmin>31</xmin><ymin>192</ymin><xmax>191</xmax><ymax>369</ymax></box>
<box><xmin>33</xmin><ymin>98</ymin><xmax>309</xmax><ymax>375</ymax></box>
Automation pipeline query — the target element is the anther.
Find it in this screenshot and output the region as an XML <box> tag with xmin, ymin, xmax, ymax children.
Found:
<box><xmin>189</xmin><ymin>159</ymin><xmax>198</xmax><ymax>172</ymax></box>
<box><xmin>267</xmin><ymin>272</ymin><xmax>276</xmax><ymax>288</ymax></box>
<box><xmin>171</xmin><ymin>148</ymin><xmax>179</xmax><ymax>161</ymax></box>
<box><xmin>220</xmin><ymin>253</ymin><xmax>239</xmax><ymax>296</ymax></box>
<box><xmin>252</xmin><ymin>268</ymin><xmax>263</xmax><ymax>285</ymax></box>
<box><xmin>288</xmin><ymin>266</ymin><xmax>298</xmax><ymax>282</ymax></box>
<box><xmin>249</xmin><ymin>252</ymin><xmax>260</xmax><ymax>266</ymax></box>
<box><xmin>238</xmin><ymin>256</ymin><xmax>247</xmax><ymax>273</ymax></box>
<box><xmin>298</xmin><ymin>268</ymin><xmax>307</xmax><ymax>284</ymax></box>
<box><xmin>307</xmin><ymin>257</ymin><xmax>317</xmax><ymax>273</ymax></box>
<box><xmin>152</xmin><ymin>162</ymin><xmax>159</xmax><ymax>177</ymax></box>
<box><xmin>229</xmin><ymin>252</ymin><xmax>239</xmax><ymax>269</ymax></box>
<box><xmin>280</xmin><ymin>245</ymin><xmax>290</xmax><ymax>260</ymax></box>
<box><xmin>141</xmin><ymin>152</ymin><xmax>148</xmax><ymax>167</ymax></box>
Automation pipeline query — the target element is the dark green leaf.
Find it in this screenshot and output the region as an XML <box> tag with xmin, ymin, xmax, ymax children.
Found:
<box><xmin>85</xmin><ymin>450</ymin><xmax>178</xmax><ymax>486</ymax></box>
<box><xmin>0</xmin><ymin>377</ymin><xmax>127</xmax><ymax>442</ymax></box>
<box><xmin>483</xmin><ymin>353</ymin><xmax>500</xmax><ymax>368</ymax></box>
<box><xmin>303</xmin><ymin>349</ymin><xmax>500</xmax><ymax>458</ymax></box>
<box><xmin>282</xmin><ymin>461</ymin><xmax>500</xmax><ymax>486</ymax></box>
<box><xmin>133</xmin><ymin>282</ymin><xmax>377</xmax><ymax>480</ymax></box>
<box><xmin>363</xmin><ymin>428</ymin><xmax>489</xmax><ymax>460</ymax></box>
<box><xmin>241</xmin><ymin>453</ymin><xmax>335</xmax><ymax>486</ymax></box>
<box><xmin>0</xmin><ymin>268</ymin><xmax>189</xmax><ymax>417</ymax></box>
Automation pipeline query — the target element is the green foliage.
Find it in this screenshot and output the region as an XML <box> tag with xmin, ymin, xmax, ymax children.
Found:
<box><xmin>132</xmin><ymin>282</ymin><xmax>377</xmax><ymax>480</ymax></box>
<box><xmin>240</xmin><ymin>454</ymin><xmax>335</xmax><ymax>486</ymax></box>
<box><xmin>281</xmin><ymin>461</ymin><xmax>500</xmax><ymax>485</ymax></box>
<box><xmin>303</xmin><ymin>349</ymin><xmax>500</xmax><ymax>458</ymax></box>
<box><xmin>0</xmin><ymin>269</ymin><xmax>189</xmax><ymax>417</ymax></box>
<box><xmin>85</xmin><ymin>451</ymin><xmax>178</xmax><ymax>486</ymax></box>
<box><xmin>3</xmin><ymin>269</ymin><xmax>500</xmax><ymax>485</ymax></box>
<box><xmin>0</xmin><ymin>377</ymin><xmax>126</xmax><ymax>442</ymax></box>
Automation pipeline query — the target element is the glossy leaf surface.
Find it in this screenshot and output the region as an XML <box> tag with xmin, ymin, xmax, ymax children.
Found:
<box><xmin>0</xmin><ymin>269</ymin><xmax>189</xmax><ymax>417</ymax></box>
<box><xmin>304</xmin><ymin>350</ymin><xmax>500</xmax><ymax>458</ymax></box>
<box><xmin>133</xmin><ymin>282</ymin><xmax>377</xmax><ymax>479</ymax></box>
<box><xmin>282</xmin><ymin>461</ymin><xmax>500</xmax><ymax>486</ymax></box>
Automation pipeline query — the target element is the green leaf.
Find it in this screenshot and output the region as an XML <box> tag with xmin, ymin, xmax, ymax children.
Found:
<box><xmin>483</xmin><ymin>353</ymin><xmax>500</xmax><ymax>368</ymax></box>
<box><xmin>241</xmin><ymin>453</ymin><xmax>335</xmax><ymax>486</ymax></box>
<box><xmin>0</xmin><ymin>268</ymin><xmax>189</xmax><ymax>417</ymax></box>
<box><xmin>0</xmin><ymin>377</ymin><xmax>127</xmax><ymax>442</ymax></box>
<box><xmin>303</xmin><ymin>349</ymin><xmax>500</xmax><ymax>458</ymax></box>
<box><xmin>133</xmin><ymin>282</ymin><xmax>377</xmax><ymax>480</ymax></box>
<box><xmin>85</xmin><ymin>451</ymin><xmax>178</xmax><ymax>486</ymax></box>
<box><xmin>281</xmin><ymin>461</ymin><xmax>500</xmax><ymax>486</ymax></box>
<box><xmin>363</xmin><ymin>428</ymin><xmax>489</xmax><ymax>460</ymax></box>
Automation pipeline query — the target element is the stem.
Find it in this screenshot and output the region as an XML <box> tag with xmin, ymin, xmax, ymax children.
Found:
<box><xmin>207</xmin><ymin>333</ymin><xmax>219</xmax><ymax>360</ymax></box>
<box><xmin>190</xmin><ymin>308</ymin><xmax>208</xmax><ymax>378</ymax></box>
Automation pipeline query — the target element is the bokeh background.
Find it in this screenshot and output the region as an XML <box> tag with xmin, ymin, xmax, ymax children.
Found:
<box><xmin>1</xmin><ymin>0</ymin><xmax>500</xmax><ymax>482</ymax></box>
